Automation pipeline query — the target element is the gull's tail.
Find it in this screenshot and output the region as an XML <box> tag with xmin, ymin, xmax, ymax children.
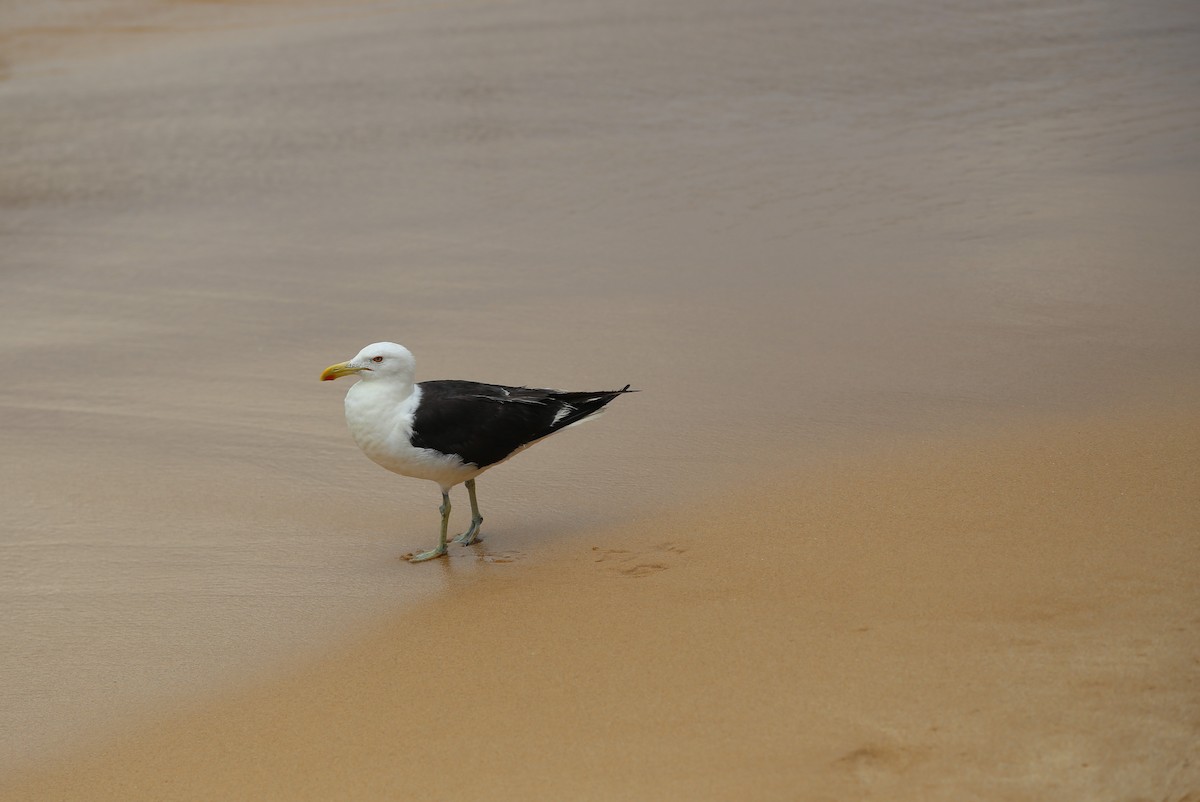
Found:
<box><xmin>547</xmin><ymin>385</ymin><xmax>637</xmax><ymax>430</ymax></box>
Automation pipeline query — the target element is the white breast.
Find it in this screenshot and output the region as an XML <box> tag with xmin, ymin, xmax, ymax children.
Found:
<box><xmin>343</xmin><ymin>382</ymin><xmax>480</xmax><ymax>490</ymax></box>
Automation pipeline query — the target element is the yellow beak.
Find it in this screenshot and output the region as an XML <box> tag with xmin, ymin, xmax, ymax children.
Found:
<box><xmin>320</xmin><ymin>361</ymin><xmax>360</xmax><ymax>381</ymax></box>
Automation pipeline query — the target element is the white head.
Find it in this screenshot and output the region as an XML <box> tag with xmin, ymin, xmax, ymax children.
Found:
<box><xmin>321</xmin><ymin>342</ymin><xmax>416</xmax><ymax>385</ymax></box>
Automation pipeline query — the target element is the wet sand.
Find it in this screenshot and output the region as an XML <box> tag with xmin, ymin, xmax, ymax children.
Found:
<box><xmin>2</xmin><ymin>0</ymin><xmax>1199</xmax><ymax>796</ymax></box>
<box><xmin>3</xmin><ymin>396</ymin><xmax>1198</xmax><ymax>800</ymax></box>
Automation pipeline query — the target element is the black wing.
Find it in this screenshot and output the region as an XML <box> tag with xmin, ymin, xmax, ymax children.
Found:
<box><xmin>410</xmin><ymin>380</ymin><xmax>635</xmax><ymax>468</ymax></box>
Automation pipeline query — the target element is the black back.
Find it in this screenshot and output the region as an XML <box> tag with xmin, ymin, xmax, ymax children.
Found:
<box><xmin>410</xmin><ymin>381</ymin><xmax>634</xmax><ymax>468</ymax></box>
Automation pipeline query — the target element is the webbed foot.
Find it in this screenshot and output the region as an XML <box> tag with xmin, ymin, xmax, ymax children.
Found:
<box><xmin>406</xmin><ymin>544</ymin><xmax>448</xmax><ymax>562</ymax></box>
<box><xmin>454</xmin><ymin>516</ymin><xmax>484</xmax><ymax>546</ymax></box>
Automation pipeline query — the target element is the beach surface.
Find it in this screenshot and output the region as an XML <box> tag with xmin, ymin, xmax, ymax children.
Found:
<box><xmin>2</xmin><ymin>0</ymin><xmax>1198</xmax><ymax>798</ymax></box>
<box><xmin>4</xmin><ymin>395</ymin><xmax>1199</xmax><ymax>800</ymax></box>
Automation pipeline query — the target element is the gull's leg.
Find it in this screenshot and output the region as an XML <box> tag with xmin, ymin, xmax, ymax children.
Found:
<box><xmin>409</xmin><ymin>491</ymin><xmax>450</xmax><ymax>562</ymax></box>
<box><xmin>454</xmin><ymin>479</ymin><xmax>484</xmax><ymax>545</ymax></box>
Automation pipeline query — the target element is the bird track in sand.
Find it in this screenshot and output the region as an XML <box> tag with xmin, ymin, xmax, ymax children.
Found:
<box><xmin>591</xmin><ymin>542</ymin><xmax>686</xmax><ymax>577</ymax></box>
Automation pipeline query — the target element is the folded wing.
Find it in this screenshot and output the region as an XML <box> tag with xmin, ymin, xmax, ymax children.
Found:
<box><xmin>411</xmin><ymin>381</ymin><xmax>634</xmax><ymax>468</ymax></box>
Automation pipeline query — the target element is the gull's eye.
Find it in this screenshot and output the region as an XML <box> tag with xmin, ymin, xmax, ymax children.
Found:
<box><xmin>371</xmin><ymin>356</ymin><xmax>384</xmax><ymax>363</ymax></box>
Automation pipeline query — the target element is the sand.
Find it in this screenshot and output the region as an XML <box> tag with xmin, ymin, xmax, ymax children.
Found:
<box><xmin>2</xmin><ymin>0</ymin><xmax>1199</xmax><ymax>798</ymax></box>
<box><xmin>3</xmin><ymin>396</ymin><xmax>1198</xmax><ymax>800</ymax></box>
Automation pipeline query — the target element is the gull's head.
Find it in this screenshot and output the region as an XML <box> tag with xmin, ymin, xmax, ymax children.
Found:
<box><xmin>321</xmin><ymin>342</ymin><xmax>416</xmax><ymax>383</ymax></box>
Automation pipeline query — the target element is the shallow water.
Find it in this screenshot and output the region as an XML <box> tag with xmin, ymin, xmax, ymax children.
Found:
<box><xmin>1</xmin><ymin>0</ymin><xmax>1198</xmax><ymax>771</ymax></box>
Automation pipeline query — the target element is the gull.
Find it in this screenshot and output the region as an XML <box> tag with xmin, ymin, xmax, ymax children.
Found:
<box><xmin>321</xmin><ymin>342</ymin><xmax>634</xmax><ymax>561</ymax></box>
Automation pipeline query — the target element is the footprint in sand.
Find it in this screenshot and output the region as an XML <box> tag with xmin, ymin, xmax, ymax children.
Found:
<box><xmin>833</xmin><ymin>743</ymin><xmax>925</xmax><ymax>785</ymax></box>
<box><xmin>592</xmin><ymin>541</ymin><xmax>686</xmax><ymax>577</ymax></box>
<box><xmin>480</xmin><ymin>551</ymin><xmax>523</xmax><ymax>564</ymax></box>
